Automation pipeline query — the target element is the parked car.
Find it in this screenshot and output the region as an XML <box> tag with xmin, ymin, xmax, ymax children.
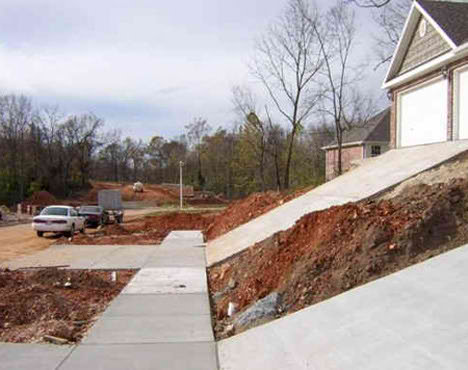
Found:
<box><xmin>32</xmin><ymin>205</ymin><xmax>85</xmax><ymax>237</ymax></box>
<box><xmin>78</xmin><ymin>205</ymin><xmax>108</xmax><ymax>227</ymax></box>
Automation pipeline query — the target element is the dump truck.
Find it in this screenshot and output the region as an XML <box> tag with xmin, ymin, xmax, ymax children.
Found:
<box><xmin>98</xmin><ymin>190</ymin><xmax>124</xmax><ymax>224</ymax></box>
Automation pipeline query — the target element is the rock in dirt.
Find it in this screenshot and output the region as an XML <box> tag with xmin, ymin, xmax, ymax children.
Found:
<box><xmin>233</xmin><ymin>292</ymin><xmax>282</xmax><ymax>329</ymax></box>
<box><xmin>228</xmin><ymin>278</ymin><xmax>237</xmax><ymax>289</ymax></box>
<box><xmin>43</xmin><ymin>335</ymin><xmax>68</xmax><ymax>345</ymax></box>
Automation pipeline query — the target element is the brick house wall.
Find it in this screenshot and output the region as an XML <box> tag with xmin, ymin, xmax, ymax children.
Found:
<box><xmin>325</xmin><ymin>145</ymin><xmax>364</xmax><ymax>181</ymax></box>
<box><xmin>389</xmin><ymin>55</ymin><xmax>468</xmax><ymax>149</ymax></box>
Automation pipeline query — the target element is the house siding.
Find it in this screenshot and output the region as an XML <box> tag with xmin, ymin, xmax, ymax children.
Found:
<box><xmin>397</xmin><ymin>14</ymin><xmax>451</xmax><ymax>76</ymax></box>
<box><xmin>389</xmin><ymin>56</ymin><xmax>468</xmax><ymax>149</ymax></box>
<box><xmin>325</xmin><ymin>145</ymin><xmax>364</xmax><ymax>181</ymax></box>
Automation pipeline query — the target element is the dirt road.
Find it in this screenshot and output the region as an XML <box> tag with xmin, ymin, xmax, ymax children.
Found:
<box><xmin>0</xmin><ymin>223</ymin><xmax>54</xmax><ymax>263</ymax></box>
<box><xmin>0</xmin><ymin>208</ymin><xmax>161</xmax><ymax>263</ymax></box>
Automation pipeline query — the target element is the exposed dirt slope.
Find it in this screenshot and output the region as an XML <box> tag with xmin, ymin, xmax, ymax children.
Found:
<box><xmin>205</xmin><ymin>188</ymin><xmax>310</xmax><ymax>241</ymax></box>
<box><xmin>0</xmin><ymin>268</ymin><xmax>135</xmax><ymax>343</ymax></box>
<box><xmin>381</xmin><ymin>150</ymin><xmax>468</xmax><ymax>200</ymax></box>
<box><xmin>209</xmin><ymin>178</ymin><xmax>468</xmax><ymax>339</ymax></box>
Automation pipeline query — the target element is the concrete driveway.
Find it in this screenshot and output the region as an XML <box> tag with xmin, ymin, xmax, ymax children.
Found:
<box><xmin>206</xmin><ymin>140</ymin><xmax>468</xmax><ymax>266</ymax></box>
<box><xmin>218</xmin><ymin>243</ymin><xmax>468</xmax><ymax>369</ymax></box>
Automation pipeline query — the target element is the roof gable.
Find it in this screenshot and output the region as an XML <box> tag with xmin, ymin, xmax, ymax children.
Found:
<box><xmin>418</xmin><ymin>0</ymin><xmax>468</xmax><ymax>46</ymax></box>
<box><xmin>396</xmin><ymin>13</ymin><xmax>451</xmax><ymax>76</ymax></box>
<box><xmin>384</xmin><ymin>1</ymin><xmax>460</xmax><ymax>84</ymax></box>
<box><xmin>323</xmin><ymin>108</ymin><xmax>390</xmax><ymax>150</ymax></box>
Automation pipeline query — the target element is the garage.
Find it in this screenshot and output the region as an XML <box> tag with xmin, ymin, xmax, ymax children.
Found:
<box><xmin>457</xmin><ymin>68</ymin><xmax>468</xmax><ymax>140</ymax></box>
<box><xmin>398</xmin><ymin>78</ymin><xmax>447</xmax><ymax>147</ymax></box>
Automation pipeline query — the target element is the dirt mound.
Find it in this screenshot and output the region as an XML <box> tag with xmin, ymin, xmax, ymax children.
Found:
<box><xmin>25</xmin><ymin>191</ymin><xmax>57</xmax><ymax>206</ymax></box>
<box><xmin>205</xmin><ymin>188</ymin><xmax>310</xmax><ymax>241</ymax></box>
<box><xmin>0</xmin><ymin>268</ymin><xmax>135</xmax><ymax>343</ymax></box>
<box><xmin>120</xmin><ymin>184</ymin><xmax>177</xmax><ymax>203</ymax></box>
<box><xmin>188</xmin><ymin>192</ymin><xmax>228</xmax><ymax>206</ymax></box>
<box><xmin>64</xmin><ymin>211</ymin><xmax>218</xmax><ymax>245</ymax></box>
<box><xmin>209</xmin><ymin>178</ymin><xmax>468</xmax><ymax>339</ymax></box>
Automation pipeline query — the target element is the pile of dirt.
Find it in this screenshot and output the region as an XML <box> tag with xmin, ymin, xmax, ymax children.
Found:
<box><xmin>25</xmin><ymin>191</ymin><xmax>57</xmax><ymax>206</ymax></box>
<box><xmin>63</xmin><ymin>211</ymin><xmax>218</xmax><ymax>245</ymax></box>
<box><xmin>208</xmin><ymin>178</ymin><xmax>468</xmax><ymax>339</ymax></box>
<box><xmin>188</xmin><ymin>192</ymin><xmax>228</xmax><ymax>206</ymax></box>
<box><xmin>204</xmin><ymin>188</ymin><xmax>310</xmax><ymax>241</ymax></box>
<box><xmin>0</xmin><ymin>268</ymin><xmax>135</xmax><ymax>343</ymax></box>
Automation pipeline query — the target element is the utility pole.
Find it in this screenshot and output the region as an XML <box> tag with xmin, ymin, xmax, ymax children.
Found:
<box><xmin>179</xmin><ymin>161</ymin><xmax>184</xmax><ymax>210</ymax></box>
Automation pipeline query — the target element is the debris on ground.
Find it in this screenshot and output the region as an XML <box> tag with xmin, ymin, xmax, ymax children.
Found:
<box><xmin>61</xmin><ymin>211</ymin><xmax>218</xmax><ymax>245</ymax></box>
<box><xmin>208</xmin><ymin>178</ymin><xmax>468</xmax><ymax>339</ymax></box>
<box><xmin>204</xmin><ymin>188</ymin><xmax>311</xmax><ymax>241</ymax></box>
<box><xmin>0</xmin><ymin>268</ymin><xmax>136</xmax><ymax>343</ymax></box>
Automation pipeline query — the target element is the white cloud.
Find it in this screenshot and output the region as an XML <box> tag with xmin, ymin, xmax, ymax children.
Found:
<box><xmin>0</xmin><ymin>0</ymin><xmax>387</xmax><ymax>140</ymax></box>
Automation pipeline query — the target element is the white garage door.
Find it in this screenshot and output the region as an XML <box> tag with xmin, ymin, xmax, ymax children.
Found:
<box><xmin>458</xmin><ymin>68</ymin><xmax>468</xmax><ymax>140</ymax></box>
<box><xmin>399</xmin><ymin>78</ymin><xmax>447</xmax><ymax>147</ymax></box>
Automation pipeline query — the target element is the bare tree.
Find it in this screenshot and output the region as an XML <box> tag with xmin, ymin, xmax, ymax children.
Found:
<box><xmin>305</xmin><ymin>0</ymin><xmax>376</xmax><ymax>177</ymax></box>
<box><xmin>346</xmin><ymin>0</ymin><xmax>392</xmax><ymax>7</ymax></box>
<box><xmin>251</xmin><ymin>0</ymin><xmax>324</xmax><ymax>189</ymax></box>
<box><xmin>347</xmin><ymin>0</ymin><xmax>410</xmax><ymax>67</ymax></box>
<box><xmin>185</xmin><ymin>118</ymin><xmax>211</xmax><ymax>189</ymax></box>
<box><xmin>372</xmin><ymin>0</ymin><xmax>410</xmax><ymax>67</ymax></box>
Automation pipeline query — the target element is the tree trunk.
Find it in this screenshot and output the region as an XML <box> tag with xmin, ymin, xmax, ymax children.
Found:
<box><xmin>283</xmin><ymin>126</ymin><xmax>298</xmax><ymax>189</ymax></box>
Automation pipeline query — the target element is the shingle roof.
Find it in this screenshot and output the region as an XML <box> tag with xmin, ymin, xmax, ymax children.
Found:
<box><xmin>418</xmin><ymin>0</ymin><xmax>468</xmax><ymax>46</ymax></box>
<box><xmin>323</xmin><ymin>108</ymin><xmax>390</xmax><ymax>149</ymax></box>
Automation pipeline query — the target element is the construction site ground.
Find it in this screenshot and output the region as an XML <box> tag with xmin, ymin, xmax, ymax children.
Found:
<box><xmin>208</xmin><ymin>150</ymin><xmax>468</xmax><ymax>339</ymax></box>
<box><xmin>0</xmin><ymin>268</ymin><xmax>136</xmax><ymax>343</ymax></box>
<box><xmin>1</xmin><ymin>231</ymin><xmax>218</xmax><ymax>370</ymax></box>
<box><xmin>3</xmin><ymin>145</ymin><xmax>468</xmax><ymax>369</ymax></box>
<box><xmin>0</xmin><ymin>207</ymin><xmax>162</xmax><ymax>264</ymax></box>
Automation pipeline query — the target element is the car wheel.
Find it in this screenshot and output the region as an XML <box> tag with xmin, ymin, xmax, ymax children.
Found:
<box><xmin>37</xmin><ymin>231</ymin><xmax>44</xmax><ymax>237</ymax></box>
<box><xmin>80</xmin><ymin>224</ymin><xmax>85</xmax><ymax>234</ymax></box>
<box><xmin>66</xmin><ymin>224</ymin><xmax>75</xmax><ymax>238</ymax></box>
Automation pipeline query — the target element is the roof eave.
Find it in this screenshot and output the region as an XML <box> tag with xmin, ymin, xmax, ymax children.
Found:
<box><xmin>383</xmin><ymin>46</ymin><xmax>468</xmax><ymax>89</ymax></box>
<box><xmin>383</xmin><ymin>2</ymin><xmax>419</xmax><ymax>85</ymax></box>
<box><xmin>322</xmin><ymin>141</ymin><xmax>364</xmax><ymax>151</ymax></box>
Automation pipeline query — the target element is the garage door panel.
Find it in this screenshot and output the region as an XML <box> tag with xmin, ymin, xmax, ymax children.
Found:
<box><xmin>399</xmin><ymin>79</ymin><xmax>447</xmax><ymax>147</ymax></box>
<box><xmin>458</xmin><ymin>69</ymin><xmax>468</xmax><ymax>140</ymax></box>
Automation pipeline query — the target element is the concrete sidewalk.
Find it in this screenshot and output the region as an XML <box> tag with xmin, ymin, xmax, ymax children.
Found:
<box><xmin>0</xmin><ymin>232</ymin><xmax>218</xmax><ymax>370</ymax></box>
<box><xmin>206</xmin><ymin>140</ymin><xmax>468</xmax><ymax>266</ymax></box>
<box><xmin>218</xmin><ymin>244</ymin><xmax>468</xmax><ymax>370</ymax></box>
<box><xmin>0</xmin><ymin>244</ymin><xmax>156</xmax><ymax>270</ymax></box>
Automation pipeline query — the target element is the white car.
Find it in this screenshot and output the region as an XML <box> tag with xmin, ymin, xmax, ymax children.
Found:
<box><xmin>32</xmin><ymin>205</ymin><xmax>85</xmax><ymax>237</ymax></box>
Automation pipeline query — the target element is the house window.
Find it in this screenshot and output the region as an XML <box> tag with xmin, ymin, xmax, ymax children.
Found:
<box><xmin>371</xmin><ymin>145</ymin><xmax>381</xmax><ymax>157</ymax></box>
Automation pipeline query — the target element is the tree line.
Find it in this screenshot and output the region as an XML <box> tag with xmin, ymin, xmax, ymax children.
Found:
<box><xmin>0</xmin><ymin>94</ymin><xmax>333</xmax><ymax>206</ymax></box>
<box><xmin>0</xmin><ymin>0</ymin><xmax>406</xmax><ymax>205</ymax></box>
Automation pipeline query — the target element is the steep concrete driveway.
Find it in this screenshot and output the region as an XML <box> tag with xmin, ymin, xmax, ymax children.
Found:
<box><xmin>207</xmin><ymin>140</ymin><xmax>468</xmax><ymax>266</ymax></box>
<box><xmin>218</xmin><ymin>244</ymin><xmax>468</xmax><ymax>369</ymax></box>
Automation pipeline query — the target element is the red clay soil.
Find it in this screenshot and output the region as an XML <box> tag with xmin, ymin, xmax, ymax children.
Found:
<box><xmin>204</xmin><ymin>188</ymin><xmax>311</xmax><ymax>241</ymax></box>
<box><xmin>208</xmin><ymin>178</ymin><xmax>468</xmax><ymax>339</ymax></box>
<box><xmin>62</xmin><ymin>211</ymin><xmax>218</xmax><ymax>245</ymax></box>
<box><xmin>0</xmin><ymin>268</ymin><xmax>136</xmax><ymax>343</ymax></box>
<box><xmin>79</xmin><ymin>182</ymin><xmax>180</xmax><ymax>205</ymax></box>
<box><xmin>25</xmin><ymin>191</ymin><xmax>58</xmax><ymax>206</ymax></box>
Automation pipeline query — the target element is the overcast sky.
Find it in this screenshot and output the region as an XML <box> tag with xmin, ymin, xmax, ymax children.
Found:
<box><xmin>0</xmin><ymin>0</ymin><xmax>388</xmax><ymax>141</ymax></box>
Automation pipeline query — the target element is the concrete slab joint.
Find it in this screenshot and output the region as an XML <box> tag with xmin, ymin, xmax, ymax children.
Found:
<box><xmin>1</xmin><ymin>231</ymin><xmax>218</xmax><ymax>370</ymax></box>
